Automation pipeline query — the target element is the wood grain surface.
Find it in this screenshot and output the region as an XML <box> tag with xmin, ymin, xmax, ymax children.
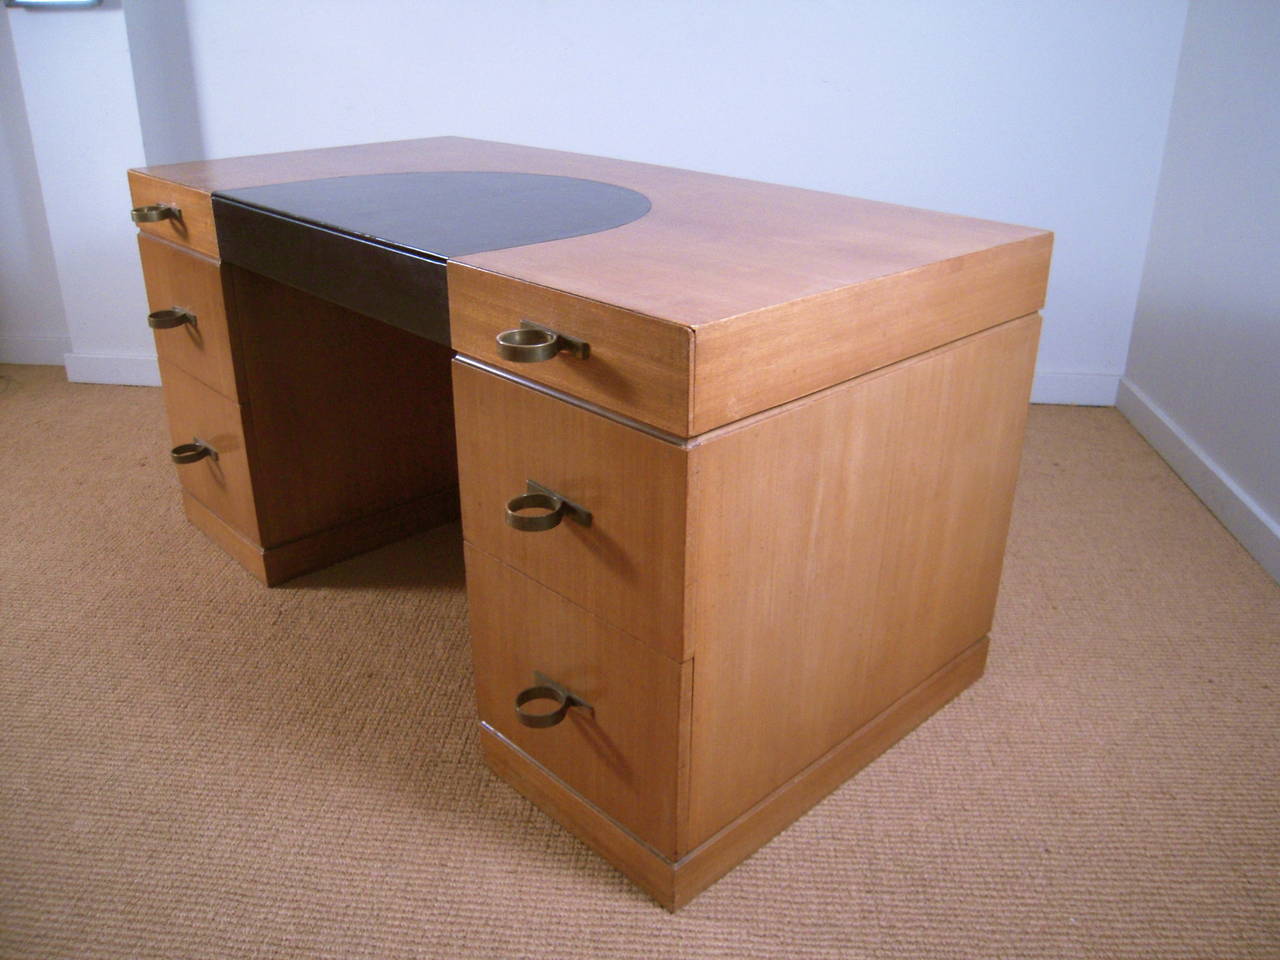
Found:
<box><xmin>138</xmin><ymin>235</ymin><xmax>243</xmax><ymax>401</ymax></box>
<box><xmin>136</xmin><ymin>137</ymin><xmax>1051</xmax><ymax>432</ymax></box>
<box><xmin>467</xmin><ymin>545</ymin><xmax>686</xmax><ymax>857</ymax></box>
<box><xmin>227</xmin><ymin>265</ymin><xmax>458</xmax><ymax>548</ymax></box>
<box><xmin>179</xmin><ymin>491</ymin><xmax>273</xmax><ymax>583</ymax></box>
<box><xmin>682</xmin><ymin>314</ymin><xmax>1040</xmax><ymax>846</ymax></box>
<box><xmin>128</xmin><ymin>170</ymin><xmax>220</xmax><ymax>259</ymax></box>
<box><xmin>159</xmin><ymin>359</ymin><xmax>261</xmax><ymax>542</ymax></box>
<box><xmin>688</xmin><ymin>233</ymin><xmax>1050</xmax><ymax>432</ymax></box>
<box><xmin>448</xmin><ymin>262</ymin><xmax>692</xmax><ymax>435</ymax></box>
<box><xmin>133</xmin><ymin>136</ymin><xmax>1050</xmax><ymax>328</ymax></box>
<box><xmin>452</xmin><ymin>360</ymin><xmax>690</xmax><ymax>661</ymax></box>
<box><xmin>477</xmin><ymin>635</ymin><xmax>989</xmax><ymax>910</ymax></box>
<box><xmin>480</xmin><ymin>725</ymin><xmax>681</xmax><ymax>907</ymax></box>
<box><xmin>181</xmin><ymin>487</ymin><xmax>458</xmax><ymax>587</ymax></box>
<box><xmin>671</xmin><ymin>637</ymin><xmax>990</xmax><ymax>902</ymax></box>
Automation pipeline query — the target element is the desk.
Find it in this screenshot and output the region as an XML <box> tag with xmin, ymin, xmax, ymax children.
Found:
<box><xmin>128</xmin><ymin>137</ymin><xmax>1051</xmax><ymax>909</ymax></box>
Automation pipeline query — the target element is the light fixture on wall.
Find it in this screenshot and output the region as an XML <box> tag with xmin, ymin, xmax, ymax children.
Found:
<box><xmin>4</xmin><ymin>0</ymin><xmax>104</xmax><ymax>7</ymax></box>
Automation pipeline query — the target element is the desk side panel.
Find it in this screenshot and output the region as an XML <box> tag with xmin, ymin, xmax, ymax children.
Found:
<box><xmin>682</xmin><ymin>314</ymin><xmax>1041</xmax><ymax>847</ymax></box>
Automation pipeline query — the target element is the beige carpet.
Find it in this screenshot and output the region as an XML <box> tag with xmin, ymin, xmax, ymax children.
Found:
<box><xmin>1</xmin><ymin>362</ymin><xmax>1276</xmax><ymax>959</ymax></box>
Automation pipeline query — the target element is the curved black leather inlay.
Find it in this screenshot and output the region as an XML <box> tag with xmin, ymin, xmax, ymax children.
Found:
<box><xmin>214</xmin><ymin>171</ymin><xmax>652</xmax><ymax>258</ymax></box>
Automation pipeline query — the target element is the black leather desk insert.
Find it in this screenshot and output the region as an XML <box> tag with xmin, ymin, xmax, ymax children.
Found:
<box><xmin>213</xmin><ymin>172</ymin><xmax>652</xmax><ymax>345</ymax></box>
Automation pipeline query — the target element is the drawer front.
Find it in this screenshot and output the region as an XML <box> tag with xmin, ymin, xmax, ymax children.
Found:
<box><xmin>448</xmin><ymin>262</ymin><xmax>692</xmax><ymax>436</ymax></box>
<box><xmin>466</xmin><ymin>544</ymin><xmax>684</xmax><ymax>858</ymax></box>
<box><xmin>159</xmin><ymin>360</ymin><xmax>261</xmax><ymax>544</ymax></box>
<box><xmin>453</xmin><ymin>360</ymin><xmax>689</xmax><ymax>661</ymax></box>
<box><xmin>138</xmin><ymin>235</ymin><xmax>241</xmax><ymax>401</ymax></box>
<box><xmin>128</xmin><ymin>171</ymin><xmax>219</xmax><ymax>259</ymax></box>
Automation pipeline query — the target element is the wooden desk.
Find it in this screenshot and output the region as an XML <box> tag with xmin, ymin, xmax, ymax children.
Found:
<box><xmin>128</xmin><ymin>137</ymin><xmax>1051</xmax><ymax>909</ymax></box>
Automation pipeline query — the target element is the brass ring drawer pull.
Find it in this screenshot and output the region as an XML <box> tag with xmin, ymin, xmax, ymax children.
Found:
<box><xmin>170</xmin><ymin>437</ymin><xmax>217</xmax><ymax>464</ymax></box>
<box><xmin>148</xmin><ymin>307</ymin><xmax>196</xmax><ymax>330</ymax></box>
<box><xmin>131</xmin><ymin>203</ymin><xmax>179</xmax><ymax>223</ymax></box>
<box><xmin>495</xmin><ymin>321</ymin><xmax>589</xmax><ymax>362</ymax></box>
<box><xmin>515</xmin><ymin>685</ymin><xmax>570</xmax><ymax>728</ymax></box>
<box><xmin>515</xmin><ymin>673</ymin><xmax>594</xmax><ymax>729</ymax></box>
<box><xmin>506</xmin><ymin>492</ymin><xmax>564</xmax><ymax>531</ymax></box>
<box><xmin>505</xmin><ymin>480</ymin><xmax>593</xmax><ymax>532</ymax></box>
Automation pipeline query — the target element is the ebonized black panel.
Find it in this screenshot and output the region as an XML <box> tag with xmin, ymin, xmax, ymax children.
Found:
<box><xmin>212</xmin><ymin>171</ymin><xmax>652</xmax><ymax>346</ymax></box>
<box><xmin>216</xmin><ymin>171</ymin><xmax>652</xmax><ymax>258</ymax></box>
<box><xmin>213</xmin><ymin>197</ymin><xmax>451</xmax><ymax>345</ymax></box>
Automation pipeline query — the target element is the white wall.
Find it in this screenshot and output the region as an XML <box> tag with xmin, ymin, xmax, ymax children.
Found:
<box><xmin>0</xmin><ymin>11</ymin><xmax>68</xmax><ymax>366</ymax></box>
<box><xmin>123</xmin><ymin>0</ymin><xmax>205</xmax><ymax>166</ymax></box>
<box><xmin>4</xmin><ymin>2</ymin><xmax>153</xmax><ymax>384</ymax></box>
<box><xmin>1119</xmin><ymin>0</ymin><xmax>1280</xmax><ymax>582</ymax></box>
<box><xmin>3</xmin><ymin>0</ymin><xmax>1190</xmax><ymax>406</ymax></box>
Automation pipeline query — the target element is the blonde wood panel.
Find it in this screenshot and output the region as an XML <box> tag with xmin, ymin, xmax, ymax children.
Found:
<box><xmin>466</xmin><ymin>545</ymin><xmax>685</xmax><ymax>858</ymax></box>
<box><xmin>478</xmin><ymin>637</ymin><xmax>987</xmax><ymax>910</ymax></box>
<box><xmin>672</xmin><ymin>638</ymin><xmax>989</xmax><ymax>901</ymax></box>
<box><xmin>180</xmin><ymin>492</ymin><xmax>270</xmax><ymax>584</ymax></box>
<box><xmin>127</xmin><ymin>170</ymin><xmax>218</xmax><ymax>259</ymax></box>
<box><xmin>159</xmin><ymin>360</ymin><xmax>261</xmax><ymax>543</ymax></box>
<box><xmin>452</xmin><ymin>361</ymin><xmax>690</xmax><ymax>661</ymax></box>
<box><xmin>688</xmin><ymin>233</ymin><xmax>1052</xmax><ymax>433</ymax></box>
<box><xmin>133</xmin><ymin>137</ymin><xmax>1050</xmax><ymax>328</ymax></box>
<box><xmin>480</xmin><ymin>726</ymin><xmax>680</xmax><ymax>908</ymax></box>
<box><xmin>461</xmin><ymin>160</ymin><xmax>1049</xmax><ymax>331</ymax></box>
<box><xmin>137</xmin><ymin>235</ymin><xmax>242</xmax><ymax>401</ymax></box>
<box><xmin>682</xmin><ymin>315</ymin><xmax>1041</xmax><ymax>846</ymax></box>
<box><xmin>447</xmin><ymin>263</ymin><xmax>692</xmax><ymax>436</ymax></box>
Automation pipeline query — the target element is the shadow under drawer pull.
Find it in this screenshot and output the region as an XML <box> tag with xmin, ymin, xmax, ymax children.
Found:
<box><xmin>505</xmin><ymin>480</ymin><xmax>592</xmax><ymax>532</ymax></box>
<box><xmin>131</xmin><ymin>203</ymin><xmax>180</xmax><ymax>223</ymax></box>
<box><xmin>170</xmin><ymin>437</ymin><xmax>217</xmax><ymax>464</ymax></box>
<box><xmin>148</xmin><ymin>307</ymin><xmax>196</xmax><ymax>330</ymax></box>
<box><xmin>495</xmin><ymin>320</ymin><xmax>590</xmax><ymax>362</ymax></box>
<box><xmin>515</xmin><ymin>672</ymin><xmax>594</xmax><ymax>728</ymax></box>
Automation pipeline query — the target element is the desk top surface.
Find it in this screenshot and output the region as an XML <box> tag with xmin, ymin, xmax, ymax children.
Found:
<box><xmin>134</xmin><ymin>136</ymin><xmax>1049</xmax><ymax>327</ymax></box>
<box><xmin>216</xmin><ymin>170</ymin><xmax>654</xmax><ymax>260</ymax></box>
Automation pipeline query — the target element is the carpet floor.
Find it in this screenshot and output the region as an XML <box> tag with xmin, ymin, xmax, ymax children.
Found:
<box><xmin>1</xmin><ymin>363</ymin><xmax>1276</xmax><ymax>959</ymax></box>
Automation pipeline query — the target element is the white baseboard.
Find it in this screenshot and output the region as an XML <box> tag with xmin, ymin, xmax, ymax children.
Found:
<box><xmin>63</xmin><ymin>352</ymin><xmax>161</xmax><ymax>387</ymax></box>
<box><xmin>0</xmin><ymin>335</ymin><xmax>72</xmax><ymax>366</ymax></box>
<box><xmin>1031</xmin><ymin>371</ymin><xmax>1120</xmax><ymax>406</ymax></box>
<box><xmin>1117</xmin><ymin>378</ymin><xmax>1280</xmax><ymax>584</ymax></box>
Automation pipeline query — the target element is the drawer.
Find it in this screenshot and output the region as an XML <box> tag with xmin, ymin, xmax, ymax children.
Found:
<box><xmin>138</xmin><ymin>235</ymin><xmax>242</xmax><ymax>401</ymax></box>
<box><xmin>465</xmin><ymin>544</ymin><xmax>686</xmax><ymax>858</ymax></box>
<box><xmin>452</xmin><ymin>359</ymin><xmax>689</xmax><ymax>661</ymax></box>
<box><xmin>448</xmin><ymin>262</ymin><xmax>692</xmax><ymax>436</ymax></box>
<box><xmin>128</xmin><ymin>170</ymin><xmax>219</xmax><ymax>259</ymax></box>
<box><xmin>159</xmin><ymin>359</ymin><xmax>261</xmax><ymax>544</ymax></box>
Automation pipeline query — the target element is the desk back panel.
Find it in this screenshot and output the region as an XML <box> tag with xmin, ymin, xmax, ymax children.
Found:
<box><xmin>226</xmin><ymin>264</ymin><xmax>458</xmax><ymax>548</ymax></box>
